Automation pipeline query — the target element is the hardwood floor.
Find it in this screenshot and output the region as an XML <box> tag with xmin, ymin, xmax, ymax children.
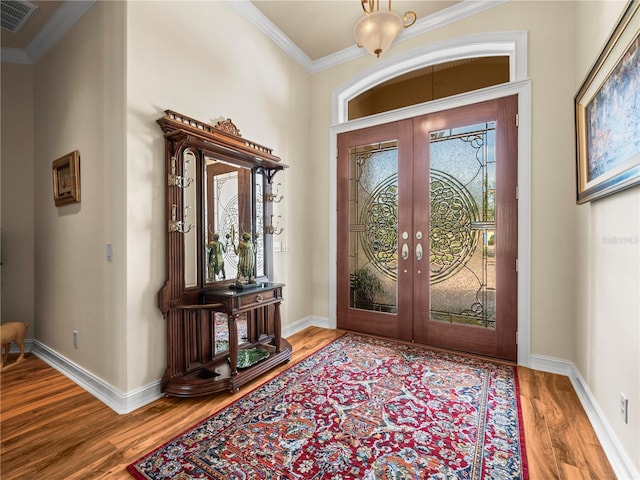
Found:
<box><xmin>1</xmin><ymin>327</ymin><xmax>615</xmax><ymax>479</ymax></box>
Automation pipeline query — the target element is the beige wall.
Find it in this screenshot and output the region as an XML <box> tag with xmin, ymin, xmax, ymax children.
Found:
<box><xmin>1</xmin><ymin>63</ymin><xmax>35</xmax><ymax>332</ymax></box>
<box><xmin>574</xmin><ymin>1</ymin><xmax>640</xmax><ymax>469</ymax></box>
<box><xmin>32</xmin><ymin>1</ymin><xmax>127</xmax><ymax>389</ymax></box>
<box><xmin>124</xmin><ymin>1</ymin><xmax>312</xmax><ymax>390</ymax></box>
<box><xmin>3</xmin><ymin>0</ymin><xmax>312</xmax><ymax>394</ymax></box>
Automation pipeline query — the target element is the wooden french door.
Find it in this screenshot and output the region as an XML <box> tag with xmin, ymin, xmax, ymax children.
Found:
<box><xmin>337</xmin><ymin>96</ymin><xmax>518</xmax><ymax>361</ymax></box>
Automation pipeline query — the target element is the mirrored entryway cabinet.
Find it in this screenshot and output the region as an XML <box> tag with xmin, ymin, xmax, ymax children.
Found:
<box><xmin>156</xmin><ymin>110</ymin><xmax>290</xmax><ymax>397</ymax></box>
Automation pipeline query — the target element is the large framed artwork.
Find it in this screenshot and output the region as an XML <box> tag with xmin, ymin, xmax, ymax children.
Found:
<box><xmin>575</xmin><ymin>0</ymin><xmax>640</xmax><ymax>204</ymax></box>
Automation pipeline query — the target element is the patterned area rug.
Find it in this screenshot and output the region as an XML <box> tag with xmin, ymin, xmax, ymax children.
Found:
<box><xmin>128</xmin><ymin>333</ymin><xmax>528</xmax><ymax>479</ymax></box>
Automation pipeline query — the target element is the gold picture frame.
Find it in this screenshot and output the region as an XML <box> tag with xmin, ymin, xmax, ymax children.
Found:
<box><xmin>52</xmin><ymin>150</ymin><xmax>81</xmax><ymax>207</ymax></box>
<box><xmin>575</xmin><ymin>0</ymin><xmax>640</xmax><ymax>204</ymax></box>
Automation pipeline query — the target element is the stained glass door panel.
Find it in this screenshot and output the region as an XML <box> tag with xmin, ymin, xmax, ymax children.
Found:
<box><xmin>349</xmin><ymin>141</ymin><xmax>398</xmax><ymax>313</ymax></box>
<box><xmin>413</xmin><ymin>96</ymin><xmax>518</xmax><ymax>360</ymax></box>
<box><xmin>337</xmin><ymin>120</ymin><xmax>414</xmax><ymax>341</ymax></box>
<box><xmin>429</xmin><ymin>122</ymin><xmax>496</xmax><ymax>328</ymax></box>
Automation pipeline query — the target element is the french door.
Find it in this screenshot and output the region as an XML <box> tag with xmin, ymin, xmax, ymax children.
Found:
<box><xmin>337</xmin><ymin>96</ymin><xmax>518</xmax><ymax>360</ymax></box>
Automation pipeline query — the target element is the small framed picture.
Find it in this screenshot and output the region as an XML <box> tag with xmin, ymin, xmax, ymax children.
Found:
<box><xmin>575</xmin><ymin>0</ymin><xmax>640</xmax><ymax>204</ymax></box>
<box><xmin>52</xmin><ymin>150</ymin><xmax>81</xmax><ymax>207</ymax></box>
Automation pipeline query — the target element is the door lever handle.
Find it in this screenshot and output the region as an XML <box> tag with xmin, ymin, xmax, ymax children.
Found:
<box><xmin>416</xmin><ymin>243</ymin><xmax>423</xmax><ymax>261</ymax></box>
<box><xmin>402</xmin><ymin>243</ymin><xmax>409</xmax><ymax>260</ymax></box>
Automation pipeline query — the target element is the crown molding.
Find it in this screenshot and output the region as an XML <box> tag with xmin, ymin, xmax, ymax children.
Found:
<box><xmin>0</xmin><ymin>47</ymin><xmax>31</xmax><ymax>64</ymax></box>
<box><xmin>228</xmin><ymin>0</ymin><xmax>509</xmax><ymax>74</ymax></box>
<box><xmin>406</xmin><ymin>0</ymin><xmax>509</xmax><ymax>42</ymax></box>
<box><xmin>227</xmin><ymin>0</ymin><xmax>314</xmax><ymax>71</ymax></box>
<box><xmin>1</xmin><ymin>1</ymin><xmax>96</xmax><ymax>64</ymax></box>
<box><xmin>3</xmin><ymin>0</ymin><xmax>507</xmax><ymax>68</ymax></box>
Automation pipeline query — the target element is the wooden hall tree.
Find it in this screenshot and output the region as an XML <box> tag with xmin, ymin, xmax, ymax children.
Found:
<box><xmin>156</xmin><ymin>111</ymin><xmax>290</xmax><ymax>397</ymax></box>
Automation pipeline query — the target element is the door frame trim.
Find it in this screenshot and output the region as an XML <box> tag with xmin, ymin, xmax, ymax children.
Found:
<box><xmin>328</xmin><ymin>35</ymin><xmax>531</xmax><ymax>367</ymax></box>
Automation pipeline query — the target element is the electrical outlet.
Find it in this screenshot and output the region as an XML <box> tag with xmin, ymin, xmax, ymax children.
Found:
<box><xmin>73</xmin><ymin>330</ymin><xmax>79</xmax><ymax>350</ymax></box>
<box><xmin>620</xmin><ymin>392</ymin><xmax>628</xmax><ymax>424</ymax></box>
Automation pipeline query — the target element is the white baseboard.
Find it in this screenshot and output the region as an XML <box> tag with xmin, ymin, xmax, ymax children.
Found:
<box><xmin>30</xmin><ymin>340</ymin><xmax>163</xmax><ymax>415</ymax></box>
<box><xmin>7</xmin><ymin>338</ymin><xmax>34</xmax><ymax>354</ymax></box>
<box><xmin>22</xmin><ymin>317</ymin><xmax>332</xmax><ymax>415</ymax></box>
<box><xmin>531</xmin><ymin>354</ymin><xmax>639</xmax><ymax>480</ymax></box>
<box><xmin>282</xmin><ymin>315</ymin><xmax>331</xmax><ymax>338</ymax></box>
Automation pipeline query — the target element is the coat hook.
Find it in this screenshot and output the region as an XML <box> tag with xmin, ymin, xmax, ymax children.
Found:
<box><xmin>264</xmin><ymin>183</ymin><xmax>283</xmax><ymax>203</ymax></box>
<box><xmin>265</xmin><ymin>214</ymin><xmax>283</xmax><ymax>235</ymax></box>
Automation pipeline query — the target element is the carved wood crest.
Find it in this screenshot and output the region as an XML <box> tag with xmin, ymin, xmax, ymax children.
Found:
<box><xmin>215</xmin><ymin>118</ymin><xmax>241</xmax><ymax>137</ymax></box>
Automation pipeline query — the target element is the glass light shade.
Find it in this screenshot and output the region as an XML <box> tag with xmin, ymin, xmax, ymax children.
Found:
<box><xmin>353</xmin><ymin>10</ymin><xmax>403</xmax><ymax>58</ymax></box>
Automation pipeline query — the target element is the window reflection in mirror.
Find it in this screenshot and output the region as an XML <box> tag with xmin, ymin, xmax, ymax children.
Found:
<box><xmin>183</xmin><ymin>150</ymin><xmax>198</xmax><ymax>288</ymax></box>
<box><xmin>204</xmin><ymin>157</ymin><xmax>254</xmax><ymax>284</ymax></box>
<box><xmin>214</xmin><ymin>312</ymin><xmax>249</xmax><ymax>355</ymax></box>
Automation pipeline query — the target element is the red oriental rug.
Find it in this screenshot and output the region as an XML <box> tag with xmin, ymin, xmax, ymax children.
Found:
<box><xmin>127</xmin><ymin>333</ymin><xmax>528</xmax><ymax>479</ymax></box>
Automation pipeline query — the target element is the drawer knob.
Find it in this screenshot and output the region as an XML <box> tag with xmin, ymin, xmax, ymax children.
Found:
<box><xmin>256</xmin><ymin>294</ymin><xmax>264</xmax><ymax>303</ymax></box>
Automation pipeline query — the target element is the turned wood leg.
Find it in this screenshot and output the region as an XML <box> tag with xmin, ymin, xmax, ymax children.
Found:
<box><xmin>228</xmin><ymin>314</ymin><xmax>238</xmax><ymax>376</ymax></box>
<box><xmin>274</xmin><ymin>301</ymin><xmax>282</xmax><ymax>353</ymax></box>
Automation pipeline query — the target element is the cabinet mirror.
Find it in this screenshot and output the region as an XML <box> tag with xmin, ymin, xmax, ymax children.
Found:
<box><xmin>183</xmin><ymin>150</ymin><xmax>198</xmax><ymax>288</ymax></box>
<box><xmin>174</xmin><ymin>155</ymin><xmax>273</xmax><ymax>292</ymax></box>
<box><xmin>203</xmin><ymin>157</ymin><xmax>265</xmax><ymax>285</ymax></box>
<box><xmin>214</xmin><ymin>312</ymin><xmax>248</xmax><ymax>355</ymax></box>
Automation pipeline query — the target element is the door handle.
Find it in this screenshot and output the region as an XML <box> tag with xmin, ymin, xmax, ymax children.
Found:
<box><xmin>402</xmin><ymin>243</ymin><xmax>409</xmax><ymax>260</ymax></box>
<box><xmin>416</xmin><ymin>243</ymin><xmax>423</xmax><ymax>261</ymax></box>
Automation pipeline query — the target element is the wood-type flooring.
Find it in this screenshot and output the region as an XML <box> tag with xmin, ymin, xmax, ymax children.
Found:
<box><xmin>0</xmin><ymin>327</ymin><xmax>616</xmax><ymax>479</ymax></box>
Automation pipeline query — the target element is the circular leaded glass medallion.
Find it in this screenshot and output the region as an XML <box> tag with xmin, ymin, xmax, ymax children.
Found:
<box><xmin>358</xmin><ymin>170</ymin><xmax>479</xmax><ymax>284</ymax></box>
<box><xmin>429</xmin><ymin>169</ymin><xmax>479</xmax><ymax>283</ymax></box>
<box><xmin>360</xmin><ymin>174</ymin><xmax>398</xmax><ymax>280</ymax></box>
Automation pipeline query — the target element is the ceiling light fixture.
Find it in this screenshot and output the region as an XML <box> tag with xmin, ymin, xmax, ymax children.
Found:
<box><xmin>353</xmin><ymin>0</ymin><xmax>416</xmax><ymax>58</ymax></box>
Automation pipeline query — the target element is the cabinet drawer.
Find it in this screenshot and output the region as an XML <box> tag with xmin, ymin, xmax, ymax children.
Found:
<box><xmin>202</xmin><ymin>284</ymin><xmax>284</xmax><ymax>315</ymax></box>
<box><xmin>237</xmin><ymin>288</ymin><xmax>278</xmax><ymax>310</ymax></box>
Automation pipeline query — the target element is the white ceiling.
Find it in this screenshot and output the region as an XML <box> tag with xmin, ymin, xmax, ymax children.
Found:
<box><xmin>1</xmin><ymin>0</ymin><xmax>501</xmax><ymax>70</ymax></box>
<box><xmin>249</xmin><ymin>1</ymin><xmax>460</xmax><ymax>61</ymax></box>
